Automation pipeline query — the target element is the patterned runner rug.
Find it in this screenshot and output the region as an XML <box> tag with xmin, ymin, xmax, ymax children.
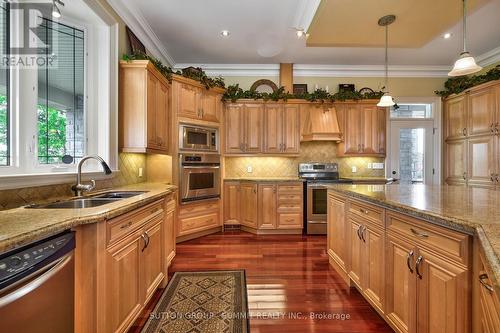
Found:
<box><xmin>141</xmin><ymin>270</ymin><xmax>249</xmax><ymax>333</ymax></box>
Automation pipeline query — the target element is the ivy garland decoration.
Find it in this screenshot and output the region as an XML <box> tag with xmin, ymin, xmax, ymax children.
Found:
<box><xmin>222</xmin><ymin>84</ymin><xmax>384</xmax><ymax>103</ymax></box>
<box><xmin>435</xmin><ymin>65</ymin><xmax>500</xmax><ymax>97</ymax></box>
<box><xmin>122</xmin><ymin>52</ymin><xmax>225</xmax><ymax>90</ymax></box>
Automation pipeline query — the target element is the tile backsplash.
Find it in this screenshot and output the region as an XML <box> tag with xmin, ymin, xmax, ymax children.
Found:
<box><xmin>0</xmin><ymin>153</ymin><xmax>147</xmax><ymax>210</ymax></box>
<box><xmin>224</xmin><ymin>142</ymin><xmax>385</xmax><ymax>178</ymax></box>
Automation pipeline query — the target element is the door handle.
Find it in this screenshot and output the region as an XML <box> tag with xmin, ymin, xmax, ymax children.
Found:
<box><xmin>144</xmin><ymin>231</ymin><xmax>150</xmax><ymax>248</ymax></box>
<box><xmin>490</xmin><ymin>123</ymin><xmax>495</xmax><ymax>134</ymax></box>
<box><xmin>407</xmin><ymin>250</ymin><xmax>414</xmax><ymax>273</ymax></box>
<box><xmin>462</xmin><ymin>128</ymin><xmax>467</xmax><ymax>136</ymax></box>
<box><xmin>360</xmin><ymin>225</ymin><xmax>366</xmax><ymax>242</ymax></box>
<box><xmin>141</xmin><ymin>234</ymin><xmax>148</xmax><ymax>252</ymax></box>
<box><xmin>415</xmin><ymin>255</ymin><xmax>423</xmax><ymax>279</ymax></box>
<box><xmin>479</xmin><ymin>273</ymin><xmax>494</xmax><ymax>293</ymax></box>
<box><xmin>463</xmin><ymin>172</ymin><xmax>467</xmax><ymax>180</ymax></box>
<box><xmin>356</xmin><ymin>225</ymin><xmax>362</xmax><ymax>240</ymax></box>
<box><xmin>491</xmin><ymin>173</ymin><xmax>496</xmax><ymax>182</ymax></box>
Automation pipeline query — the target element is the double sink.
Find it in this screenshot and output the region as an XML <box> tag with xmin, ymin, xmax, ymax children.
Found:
<box><xmin>26</xmin><ymin>191</ymin><xmax>147</xmax><ymax>209</ymax></box>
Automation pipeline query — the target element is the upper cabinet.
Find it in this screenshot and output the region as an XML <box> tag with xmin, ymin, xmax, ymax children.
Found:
<box><xmin>177</xmin><ymin>83</ymin><xmax>222</xmax><ymax>123</ymax></box>
<box><xmin>444</xmin><ymin>94</ymin><xmax>468</xmax><ymax>141</ymax></box>
<box><xmin>468</xmin><ymin>85</ymin><xmax>497</xmax><ymax>137</ymax></box>
<box><xmin>263</xmin><ymin>104</ymin><xmax>300</xmax><ymax>154</ymax></box>
<box><xmin>120</xmin><ymin>60</ymin><xmax>170</xmax><ymax>154</ymax></box>
<box><xmin>224</xmin><ymin>103</ymin><xmax>264</xmax><ymax>154</ymax></box>
<box><xmin>337</xmin><ymin>103</ymin><xmax>387</xmax><ymax>157</ymax></box>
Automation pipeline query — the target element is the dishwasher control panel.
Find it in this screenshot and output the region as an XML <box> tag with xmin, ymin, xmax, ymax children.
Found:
<box><xmin>0</xmin><ymin>232</ymin><xmax>74</xmax><ymax>283</ymax></box>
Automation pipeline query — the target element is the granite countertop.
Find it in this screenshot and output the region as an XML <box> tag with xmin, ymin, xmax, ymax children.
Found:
<box><xmin>343</xmin><ymin>177</ymin><xmax>395</xmax><ymax>183</ymax></box>
<box><xmin>224</xmin><ymin>177</ymin><xmax>304</xmax><ymax>182</ymax></box>
<box><xmin>327</xmin><ymin>184</ymin><xmax>500</xmax><ymax>294</ymax></box>
<box><xmin>0</xmin><ymin>182</ymin><xmax>177</xmax><ymax>254</ymax></box>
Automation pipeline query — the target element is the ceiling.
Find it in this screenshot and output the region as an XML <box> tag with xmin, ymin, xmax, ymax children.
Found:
<box><xmin>111</xmin><ymin>0</ymin><xmax>500</xmax><ymax>72</ymax></box>
<box><xmin>307</xmin><ymin>0</ymin><xmax>489</xmax><ymax>48</ymax></box>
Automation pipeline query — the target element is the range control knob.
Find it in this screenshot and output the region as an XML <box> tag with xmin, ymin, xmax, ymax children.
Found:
<box><xmin>10</xmin><ymin>256</ymin><xmax>23</xmax><ymax>267</ymax></box>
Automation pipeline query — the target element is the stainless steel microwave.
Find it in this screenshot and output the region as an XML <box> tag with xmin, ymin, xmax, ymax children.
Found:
<box><xmin>179</xmin><ymin>124</ymin><xmax>218</xmax><ymax>152</ymax></box>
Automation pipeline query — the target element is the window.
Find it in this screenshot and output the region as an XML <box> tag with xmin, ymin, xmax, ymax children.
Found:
<box><xmin>37</xmin><ymin>19</ymin><xmax>85</xmax><ymax>165</ymax></box>
<box><xmin>390</xmin><ymin>104</ymin><xmax>432</xmax><ymax>119</ymax></box>
<box><xmin>0</xmin><ymin>0</ymin><xmax>118</xmax><ymax>187</ymax></box>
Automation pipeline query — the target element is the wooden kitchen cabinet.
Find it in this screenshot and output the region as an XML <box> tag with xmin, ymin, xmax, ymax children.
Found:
<box><xmin>224</xmin><ymin>104</ymin><xmax>263</xmax><ymax>154</ymax></box>
<box><xmin>225</xmin><ymin>104</ymin><xmax>245</xmax><ymax>154</ymax></box>
<box><xmin>142</xmin><ymin>219</ymin><xmax>165</xmax><ymax>305</ymax></box>
<box><xmin>467</xmin><ymin>135</ymin><xmax>497</xmax><ymax>188</ymax></box>
<box><xmin>240</xmin><ymin>183</ymin><xmax>258</xmax><ymax>228</ymax></box>
<box><xmin>223</xmin><ymin>181</ymin><xmax>240</xmax><ymax>225</ymax></box>
<box><xmin>164</xmin><ymin>198</ymin><xmax>176</xmax><ymax>266</ymax></box>
<box><xmin>244</xmin><ymin>104</ymin><xmax>264</xmax><ymax>153</ymax></box>
<box><xmin>178</xmin><ymin>200</ymin><xmax>221</xmax><ymax>237</ymax></box>
<box><xmin>120</xmin><ymin>60</ymin><xmax>170</xmax><ymax>154</ymax></box>
<box><xmin>327</xmin><ymin>193</ymin><xmax>347</xmax><ymax>273</ymax></box>
<box><xmin>282</xmin><ymin>105</ymin><xmax>300</xmax><ymax>153</ymax></box>
<box><xmin>263</xmin><ymin>104</ymin><xmax>283</xmax><ymax>154</ymax></box>
<box><xmin>445</xmin><ymin>139</ymin><xmax>468</xmax><ymax>185</ymax></box>
<box><xmin>337</xmin><ymin>103</ymin><xmax>386</xmax><ymax>157</ymax></box>
<box><xmin>177</xmin><ymin>83</ymin><xmax>221</xmax><ymax>123</ymax></box>
<box><xmin>258</xmin><ymin>184</ymin><xmax>277</xmax><ymax>229</ymax></box>
<box><xmin>444</xmin><ymin>94</ymin><xmax>468</xmax><ymax>141</ymax></box>
<box><xmin>468</xmin><ymin>85</ymin><xmax>497</xmax><ymax>137</ymax></box>
<box><xmin>348</xmin><ymin>216</ymin><xmax>364</xmax><ymax>288</ymax></box>
<box><xmin>363</xmin><ymin>223</ymin><xmax>385</xmax><ymax>314</ymax></box>
<box><xmin>476</xmin><ymin>248</ymin><xmax>500</xmax><ymax>333</ymax></box>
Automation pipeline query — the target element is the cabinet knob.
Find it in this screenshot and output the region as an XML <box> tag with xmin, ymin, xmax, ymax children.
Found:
<box><xmin>406</xmin><ymin>250</ymin><xmax>414</xmax><ymax>273</ymax></box>
<box><xmin>479</xmin><ymin>273</ymin><xmax>494</xmax><ymax>293</ymax></box>
<box><xmin>415</xmin><ymin>256</ymin><xmax>423</xmax><ymax>279</ymax></box>
<box><xmin>463</xmin><ymin>172</ymin><xmax>467</xmax><ymax>180</ymax></box>
<box><xmin>462</xmin><ymin>128</ymin><xmax>467</xmax><ymax>136</ymax></box>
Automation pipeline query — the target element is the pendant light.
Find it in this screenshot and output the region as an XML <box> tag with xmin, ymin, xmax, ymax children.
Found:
<box><xmin>448</xmin><ymin>0</ymin><xmax>482</xmax><ymax>76</ymax></box>
<box><xmin>377</xmin><ymin>15</ymin><xmax>396</xmax><ymax>107</ymax></box>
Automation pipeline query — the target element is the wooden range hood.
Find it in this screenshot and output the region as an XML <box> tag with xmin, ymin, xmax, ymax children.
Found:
<box><xmin>280</xmin><ymin>63</ymin><xmax>342</xmax><ymax>142</ymax></box>
<box><xmin>301</xmin><ymin>104</ymin><xmax>342</xmax><ymax>142</ymax></box>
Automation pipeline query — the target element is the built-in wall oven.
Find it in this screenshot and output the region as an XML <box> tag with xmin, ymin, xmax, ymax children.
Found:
<box><xmin>179</xmin><ymin>124</ymin><xmax>218</xmax><ymax>152</ymax></box>
<box><xmin>179</xmin><ymin>154</ymin><xmax>221</xmax><ymax>203</ymax></box>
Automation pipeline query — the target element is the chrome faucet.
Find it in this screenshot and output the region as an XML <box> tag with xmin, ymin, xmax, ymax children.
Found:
<box><xmin>72</xmin><ymin>155</ymin><xmax>112</xmax><ymax>196</ymax></box>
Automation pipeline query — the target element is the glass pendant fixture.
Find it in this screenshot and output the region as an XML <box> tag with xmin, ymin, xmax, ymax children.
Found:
<box><xmin>377</xmin><ymin>15</ymin><xmax>396</xmax><ymax>107</ymax></box>
<box><xmin>448</xmin><ymin>0</ymin><xmax>482</xmax><ymax>76</ymax></box>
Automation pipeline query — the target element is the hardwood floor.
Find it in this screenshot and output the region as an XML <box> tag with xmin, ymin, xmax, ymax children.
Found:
<box><xmin>128</xmin><ymin>230</ymin><xmax>392</xmax><ymax>333</ymax></box>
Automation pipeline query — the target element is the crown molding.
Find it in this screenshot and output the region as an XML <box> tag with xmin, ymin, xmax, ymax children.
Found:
<box><xmin>292</xmin><ymin>0</ymin><xmax>321</xmax><ymax>32</ymax></box>
<box><xmin>174</xmin><ymin>63</ymin><xmax>450</xmax><ymax>77</ymax></box>
<box><xmin>477</xmin><ymin>46</ymin><xmax>500</xmax><ymax>67</ymax></box>
<box><xmin>106</xmin><ymin>0</ymin><xmax>176</xmax><ymax>66</ymax></box>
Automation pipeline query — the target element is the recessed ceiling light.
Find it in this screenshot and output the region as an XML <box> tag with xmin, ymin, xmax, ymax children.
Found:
<box><xmin>443</xmin><ymin>33</ymin><xmax>452</xmax><ymax>39</ymax></box>
<box><xmin>296</xmin><ymin>30</ymin><xmax>304</xmax><ymax>38</ymax></box>
<box><xmin>220</xmin><ymin>30</ymin><xmax>230</xmax><ymax>37</ymax></box>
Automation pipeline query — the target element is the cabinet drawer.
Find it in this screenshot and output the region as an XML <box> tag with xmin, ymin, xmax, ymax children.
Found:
<box><xmin>349</xmin><ymin>199</ymin><xmax>384</xmax><ymax>227</ymax></box>
<box><xmin>277</xmin><ymin>203</ymin><xmax>302</xmax><ymax>212</ymax></box>
<box><xmin>277</xmin><ymin>213</ymin><xmax>302</xmax><ymax>229</ymax></box>
<box><xmin>387</xmin><ymin>211</ymin><xmax>470</xmax><ymax>265</ymax></box>
<box><xmin>107</xmin><ymin>200</ymin><xmax>164</xmax><ymax>245</ymax></box>
<box><xmin>179</xmin><ymin>200</ymin><xmax>219</xmax><ymax>217</ymax></box>
<box><xmin>277</xmin><ymin>184</ymin><xmax>303</xmax><ymax>193</ymax></box>
<box><xmin>277</xmin><ymin>193</ymin><xmax>302</xmax><ymax>202</ymax></box>
<box><xmin>179</xmin><ymin>212</ymin><xmax>220</xmax><ymax>235</ymax></box>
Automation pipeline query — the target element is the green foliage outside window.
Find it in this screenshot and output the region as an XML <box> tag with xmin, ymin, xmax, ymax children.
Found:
<box><xmin>37</xmin><ymin>104</ymin><xmax>67</xmax><ymax>164</ymax></box>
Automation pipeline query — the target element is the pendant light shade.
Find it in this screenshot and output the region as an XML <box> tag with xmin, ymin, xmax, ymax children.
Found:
<box><xmin>448</xmin><ymin>0</ymin><xmax>482</xmax><ymax>76</ymax></box>
<box><xmin>378</xmin><ymin>15</ymin><xmax>396</xmax><ymax>108</ymax></box>
<box><xmin>377</xmin><ymin>94</ymin><xmax>395</xmax><ymax>107</ymax></box>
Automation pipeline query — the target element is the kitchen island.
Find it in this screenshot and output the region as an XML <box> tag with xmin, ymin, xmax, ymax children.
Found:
<box><xmin>326</xmin><ymin>184</ymin><xmax>500</xmax><ymax>333</ymax></box>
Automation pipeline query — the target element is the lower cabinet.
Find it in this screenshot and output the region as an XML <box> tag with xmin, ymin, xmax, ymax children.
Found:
<box><xmin>177</xmin><ymin>199</ymin><xmax>221</xmax><ymax>238</ymax></box>
<box><xmin>327</xmin><ymin>194</ymin><xmax>472</xmax><ymax>333</ymax></box>
<box><xmin>223</xmin><ymin>181</ymin><xmax>303</xmax><ymax>233</ymax></box>
<box><xmin>475</xmin><ymin>242</ymin><xmax>500</xmax><ymax>333</ymax></box>
<box><xmin>75</xmin><ymin>193</ymin><xmax>177</xmax><ymax>333</ymax></box>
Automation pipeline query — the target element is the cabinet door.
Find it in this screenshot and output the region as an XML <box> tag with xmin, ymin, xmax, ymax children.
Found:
<box><xmin>223</xmin><ymin>182</ymin><xmax>240</xmax><ymax>224</ymax></box>
<box><xmin>283</xmin><ymin>105</ymin><xmax>300</xmax><ymax>154</ymax></box>
<box><xmin>469</xmin><ymin>87</ymin><xmax>496</xmax><ymax>137</ymax></box>
<box><xmin>164</xmin><ymin>203</ymin><xmax>175</xmax><ymax>265</ymax></box>
<box><xmin>343</xmin><ymin>105</ymin><xmax>362</xmax><ymax>154</ymax></box>
<box><xmin>445</xmin><ymin>140</ymin><xmax>468</xmax><ymax>184</ymax></box>
<box><xmin>146</xmin><ymin>74</ymin><xmax>158</xmax><ymax>148</ymax></box>
<box><xmin>200</xmin><ymin>90</ymin><xmax>220</xmax><ymax>123</ymax></box>
<box><xmin>478</xmin><ymin>260</ymin><xmax>500</xmax><ymax>333</ymax></box>
<box><xmin>385</xmin><ymin>234</ymin><xmax>416</xmax><ymax>333</ymax></box>
<box><xmin>360</xmin><ymin>105</ymin><xmax>380</xmax><ymax>154</ymax></box>
<box><xmin>106</xmin><ymin>235</ymin><xmax>142</xmax><ymax>333</ymax></box>
<box><xmin>263</xmin><ymin>104</ymin><xmax>283</xmax><ymax>153</ymax></box>
<box><xmin>178</xmin><ymin>84</ymin><xmax>200</xmax><ymax>119</ymax></box>
<box><xmin>444</xmin><ymin>95</ymin><xmax>467</xmax><ymax>140</ymax></box>
<box><xmin>348</xmin><ymin>217</ymin><xmax>363</xmax><ymax>288</ymax></box>
<box><xmin>258</xmin><ymin>184</ymin><xmax>276</xmax><ymax>229</ymax></box>
<box><xmin>327</xmin><ymin>194</ymin><xmax>347</xmax><ymax>271</ymax></box>
<box><xmin>244</xmin><ymin>104</ymin><xmax>263</xmax><ymax>153</ymax></box>
<box><xmin>416</xmin><ymin>249</ymin><xmax>469</xmax><ymax>333</ymax></box>
<box><xmin>363</xmin><ymin>225</ymin><xmax>385</xmax><ymax>314</ymax></box>
<box><xmin>225</xmin><ymin>104</ymin><xmax>245</xmax><ymax>153</ymax></box>
<box><xmin>155</xmin><ymin>81</ymin><xmax>169</xmax><ymax>151</ymax></box>
<box><xmin>142</xmin><ymin>220</ymin><xmax>165</xmax><ymax>304</ymax></box>
<box><xmin>468</xmin><ymin>135</ymin><xmax>496</xmax><ymax>188</ymax></box>
<box><xmin>240</xmin><ymin>183</ymin><xmax>258</xmax><ymax>228</ymax></box>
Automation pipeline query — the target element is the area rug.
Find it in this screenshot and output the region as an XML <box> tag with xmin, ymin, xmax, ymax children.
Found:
<box><xmin>141</xmin><ymin>270</ymin><xmax>249</xmax><ymax>333</ymax></box>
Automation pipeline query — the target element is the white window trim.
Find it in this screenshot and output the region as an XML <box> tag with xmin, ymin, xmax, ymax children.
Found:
<box><xmin>385</xmin><ymin>96</ymin><xmax>442</xmax><ymax>185</ymax></box>
<box><xmin>0</xmin><ymin>0</ymin><xmax>119</xmax><ymax>190</ymax></box>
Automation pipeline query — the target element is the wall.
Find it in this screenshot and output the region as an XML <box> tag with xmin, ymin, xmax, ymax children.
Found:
<box><xmin>224</xmin><ymin>141</ymin><xmax>385</xmax><ymax>178</ymax></box>
<box><xmin>223</xmin><ymin>76</ymin><xmax>447</xmax><ymax>97</ymax></box>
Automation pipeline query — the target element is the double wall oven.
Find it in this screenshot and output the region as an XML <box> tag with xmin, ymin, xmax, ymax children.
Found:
<box><xmin>179</xmin><ymin>154</ymin><xmax>221</xmax><ymax>203</ymax></box>
<box><xmin>299</xmin><ymin>163</ymin><xmax>352</xmax><ymax>235</ymax></box>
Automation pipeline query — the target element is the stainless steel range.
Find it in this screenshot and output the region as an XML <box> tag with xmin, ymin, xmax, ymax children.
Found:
<box><xmin>299</xmin><ymin>163</ymin><xmax>353</xmax><ymax>235</ymax></box>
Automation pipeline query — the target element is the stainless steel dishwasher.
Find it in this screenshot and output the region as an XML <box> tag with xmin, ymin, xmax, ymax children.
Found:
<box><xmin>0</xmin><ymin>231</ymin><xmax>75</xmax><ymax>332</ymax></box>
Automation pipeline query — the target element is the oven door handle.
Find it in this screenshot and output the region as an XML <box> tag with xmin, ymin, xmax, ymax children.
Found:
<box><xmin>182</xmin><ymin>165</ymin><xmax>220</xmax><ymax>169</ymax></box>
<box><xmin>0</xmin><ymin>253</ymin><xmax>73</xmax><ymax>308</ymax></box>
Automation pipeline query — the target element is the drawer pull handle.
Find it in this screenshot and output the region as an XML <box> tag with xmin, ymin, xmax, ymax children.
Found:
<box><xmin>285</xmin><ymin>219</ymin><xmax>294</xmax><ymax>222</ymax></box>
<box><xmin>360</xmin><ymin>225</ymin><xmax>366</xmax><ymax>242</ymax></box>
<box><xmin>415</xmin><ymin>256</ymin><xmax>423</xmax><ymax>279</ymax></box>
<box><xmin>407</xmin><ymin>250</ymin><xmax>414</xmax><ymax>273</ymax></box>
<box><xmin>359</xmin><ymin>208</ymin><xmax>369</xmax><ymax>214</ymax></box>
<box><xmin>141</xmin><ymin>234</ymin><xmax>148</xmax><ymax>252</ymax></box>
<box><xmin>120</xmin><ymin>221</ymin><xmax>132</xmax><ymax>229</ymax></box>
<box><xmin>410</xmin><ymin>228</ymin><xmax>429</xmax><ymax>238</ymax></box>
<box><xmin>479</xmin><ymin>274</ymin><xmax>494</xmax><ymax>293</ymax></box>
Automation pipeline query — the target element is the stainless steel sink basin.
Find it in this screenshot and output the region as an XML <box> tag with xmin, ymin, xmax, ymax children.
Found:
<box><xmin>92</xmin><ymin>191</ymin><xmax>146</xmax><ymax>199</ymax></box>
<box><xmin>27</xmin><ymin>198</ymin><xmax>120</xmax><ymax>209</ymax></box>
<box><xmin>26</xmin><ymin>191</ymin><xmax>147</xmax><ymax>209</ymax></box>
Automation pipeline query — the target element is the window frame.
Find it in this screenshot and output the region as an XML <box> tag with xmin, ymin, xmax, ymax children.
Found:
<box><xmin>0</xmin><ymin>1</ymin><xmax>119</xmax><ymax>189</ymax></box>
